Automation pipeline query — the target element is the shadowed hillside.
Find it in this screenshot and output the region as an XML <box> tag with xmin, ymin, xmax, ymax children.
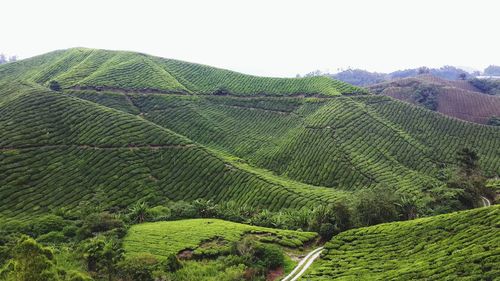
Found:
<box><xmin>369</xmin><ymin>75</ymin><xmax>500</xmax><ymax>124</ymax></box>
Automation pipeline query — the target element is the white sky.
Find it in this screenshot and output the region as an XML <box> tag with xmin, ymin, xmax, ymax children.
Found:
<box><xmin>1</xmin><ymin>0</ymin><xmax>499</xmax><ymax>77</ymax></box>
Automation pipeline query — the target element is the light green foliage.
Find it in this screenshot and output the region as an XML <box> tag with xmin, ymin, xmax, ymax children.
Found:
<box><xmin>4</xmin><ymin>236</ymin><xmax>58</xmax><ymax>281</ymax></box>
<box><xmin>123</xmin><ymin>219</ymin><xmax>317</xmax><ymax>259</ymax></box>
<box><xmin>304</xmin><ymin>206</ymin><xmax>500</xmax><ymax>280</ymax></box>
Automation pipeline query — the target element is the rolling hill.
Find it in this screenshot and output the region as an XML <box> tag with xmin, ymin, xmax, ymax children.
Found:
<box><xmin>368</xmin><ymin>75</ymin><xmax>500</xmax><ymax>124</ymax></box>
<box><xmin>0</xmin><ymin>48</ymin><xmax>365</xmax><ymax>96</ymax></box>
<box><xmin>303</xmin><ymin>205</ymin><xmax>500</xmax><ymax>280</ymax></box>
<box><xmin>0</xmin><ymin>49</ymin><xmax>499</xmax><ymax>222</ymax></box>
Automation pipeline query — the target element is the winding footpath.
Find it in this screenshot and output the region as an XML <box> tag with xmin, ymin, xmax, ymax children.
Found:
<box><xmin>281</xmin><ymin>247</ymin><xmax>324</xmax><ymax>281</ymax></box>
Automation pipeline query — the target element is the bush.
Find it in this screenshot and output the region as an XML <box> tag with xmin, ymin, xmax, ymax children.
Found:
<box><xmin>31</xmin><ymin>215</ymin><xmax>67</xmax><ymax>237</ymax></box>
<box><xmin>253</xmin><ymin>243</ymin><xmax>284</xmax><ymax>270</ymax></box>
<box><xmin>164</xmin><ymin>253</ymin><xmax>182</xmax><ymax>272</ymax></box>
<box><xmin>66</xmin><ymin>271</ymin><xmax>93</xmax><ymax>281</ymax></box>
<box><xmin>318</xmin><ymin>223</ymin><xmax>336</xmax><ymax>240</ymax></box>
<box><xmin>147</xmin><ymin>206</ymin><xmax>171</xmax><ymax>221</ymax></box>
<box><xmin>37</xmin><ymin>231</ymin><xmax>67</xmax><ymax>244</ymax></box>
<box><xmin>117</xmin><ymin>253</ymin><xmax>159</xmax><ymax>281</ymax></box>
<box><xmin>77</xmin><ymin>212</ymin><xmax>124</xmax><ymax>239</ymax></box>
<box><xmin>169</xmin><ymin>201</ymin><xmax>197</xmax><ymax>219</ymax></box>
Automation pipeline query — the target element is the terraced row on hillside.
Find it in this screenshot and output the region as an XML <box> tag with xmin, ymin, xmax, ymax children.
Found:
<box><xmin>69</xmin><ymin>90</ymin><xmax>499</xmax><ymax>197</ymax></box>
<box><xmin>303</xmin><ymin>205</ymin><xmax>500</xmax><ymax>280</ymax></box>
<box><xmin>0</xmin><ymin>48</ymin><xmax>367</xmax><ymax>96</ymax></box>
<box><xmin>0</xmin><ymin>83</ymin><xmax>345</xmax><ymax>221</ymax></box>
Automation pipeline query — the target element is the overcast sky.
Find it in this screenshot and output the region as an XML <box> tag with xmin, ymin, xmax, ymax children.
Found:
<box><xmin>2</xmin><ymin>0</ymin><xmax>499</xmax><ymax>77</ymax></box>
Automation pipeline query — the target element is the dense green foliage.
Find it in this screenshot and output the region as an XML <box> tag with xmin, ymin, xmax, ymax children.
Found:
<box><xmin>304</xmin><ymin>206</ymin><xmax>500</xmax><ymax>280</ymax></box>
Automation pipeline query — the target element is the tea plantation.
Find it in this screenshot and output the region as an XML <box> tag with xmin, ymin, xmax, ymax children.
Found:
<box><xmin>123</xmin><ymin>219</ymin><xmax>317</xmax><ymax>259</ymax></box>
<box><xmin>0</xmin><ymin>48</ymin><xmax>366</xmax><ymax>96</ymax></box>
<box><xmin>303</xmin><ymin>205</ymin><xmax>500</xmax><ymax>280</ymax></box>
<box><xmin>0</xmin><ymin>82</ymin><xmax>345</xmax><ymax>221</ymax></box>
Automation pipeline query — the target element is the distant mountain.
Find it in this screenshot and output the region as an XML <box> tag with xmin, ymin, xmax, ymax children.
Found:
<box><xmin>304</xmin><ymin>66</ymin><xmax>476</xmax><ymax>86</ymax></box>
<box><xmin>368</xmin><ymin>74</ymin><xmax>500</xmax><ymax>125</ymax></box>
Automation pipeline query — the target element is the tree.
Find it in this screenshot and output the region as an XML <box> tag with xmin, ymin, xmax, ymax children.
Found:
<box><xmin>0</xmin><ymin>54</ymin><xmax>6</xmax><ymax>64</ymax></box>
<box><xmin>395</xmin><ymin>195</ymin><xmax>420</xmax><ymax>220</ymax></box>
<box><xmin>49</xmin><ymin>81</ymin><xmax>61</xmax><ymax>92</ymax></box>
<box><xmin>417</xmin><ymin>67</ymin><xmax>430</xmax><ymax>75</ymax></box>
<box><xmin>354</xmin><ymin>188</ymin><xmax>399</xmax><ymax>226</ymax></box>
<box><xmin>458</xmin><ymin>73</ymin><xmax>467</xmax><ymax>80</ymax></box>
<box><xmin>82</xmin><ymin>237</ymin><xmax>123</xmax><ymax>281</ymax></box>
<box><xmin>484</xmin><ymin>65</ymin><xmax>500</xmax><ymax>76</ymax></box>
<box><xmin>193</xmin><ymin>199</ymin><xmax>217</xmax><ymax>218</ymax></box>
<box><xmin>456</xmin><ymin>148</ymin><xmax>479</xmax><ymax>177</ymax></box>
<box><xmin>5</xmin><ymin>236</ymin><xmax>58</xmax><ymax>281</ymax></box>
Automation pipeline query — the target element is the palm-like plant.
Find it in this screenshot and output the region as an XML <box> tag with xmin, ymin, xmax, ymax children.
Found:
<box><xmin>128</xmin><ymin>201</ymin><xmax>149</xmax><ymax>224</ymax></box>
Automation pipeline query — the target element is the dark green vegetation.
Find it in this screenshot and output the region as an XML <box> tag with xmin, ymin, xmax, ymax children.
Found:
<box><xmin>468</xmin><ymin>78</ymin><xmax>500</xmax><ymax>96</ymax></box>
<box><xmin>304</xmin><ymin>205</ymin><xmax>500</xmax><ymax>280</ymax></box>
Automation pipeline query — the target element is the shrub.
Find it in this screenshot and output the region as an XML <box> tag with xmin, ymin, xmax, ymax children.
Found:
<box><xmin>164</xmin><ymin>253</ymin><xmax>182</xmax><ymax>272</ymax></box>
<box><xmin>66</xmin><ymin>271</ymin><xmax>93</xmax><ymax>281</ymax></box>
<box><xmin>37</xmin><ymin>231</ymin><xmax>67</xmax><ymax>244</ymax></box>
<box><xmin>253</xmin><ymin>243</ymin><xmax>284</xmax><ymax>270</ymax></box>
<box><xmin>169</xmin><ymin>201</ymin><xmax>197</xmax><ymax>219</ymax></box>
<box><xmin>31</xmin><ymin>215</ymin><xmax>67</xmax><ymax>237</ymax></box>
<box><xmin>117</xmin><ymin>253</ymin><xmax>159</xmax><ymax>281</ymax></box>
<box><xmin>318</xmin><ymin>223</ymin><xmax>336</xmax><ymax>241</ymax></box>
<box><xmin>77</xmin><ymin>212</ymin><xmax>124</xmax><ymax>239</ymax></box>
<box><xmin>48</xmin><ymin>80</ymin><xmax>61</xmax><ymax>91</ymax></box>
<box><xmin>147</xmin><ymin>206</ymin><xmax>171</xmax><ymax>221</ymax></box>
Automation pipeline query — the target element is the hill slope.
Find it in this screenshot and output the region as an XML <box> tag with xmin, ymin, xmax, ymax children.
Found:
<box><xmin>304</xmin><ymin>205</ymin><xmax>500</xmax><ymax>280</ymax></box>
<box><xmin>71</xmin><ymin>91</ymin><xmax>500</xmax><ymax>191</ymax></box>
<box><xmin>368</xmin><ymin>75</ymin><xmax>500</xmax><ymax>124</ymax></box>
<box><xmin>0</xmin><ymin>49</ymin><xmax>499</xmax><ymax>221</ymax></box>
<box><xmin>0</xmin><ymin>48</ymin><xmax>366</xmax><ymax>96</ymax></box>
<box><xmin>0</xmin><ymin>82</ymin><xmax>344</xmax><ymax>221</ymax></box>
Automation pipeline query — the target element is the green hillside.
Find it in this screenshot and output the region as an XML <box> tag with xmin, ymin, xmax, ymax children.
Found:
<box><xmin>303</xmin><ymin>205</ymin><xmax>500</xmax><ymax>280</ymax></box>
<box><xmin>0</xmin><ymin>82</ymin><xmax>344</xmax><ymax>221</ymax></box>
<box><xmin>73</xmin><ymin>91</ymin><xmax>499</xmax><ymax>195</ymax></box>
<box><xmin>124</xmin><ymin>218</ymin><xmax>317</xmax><ymax>259</ymax></box>
<box><xmin>0</xmin><ymin>48</ymin><xmax>366</xmax><ymax>96</ymax></box>
<box><xmin>0</xmin><ymin>49</ymin><xmax>499</xmax><ymax>222</ymax></box>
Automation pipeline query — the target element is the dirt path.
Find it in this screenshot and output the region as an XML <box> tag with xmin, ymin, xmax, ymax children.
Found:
<box><xmin>281</xmin><ymin>247</ymin><xmax>323</xmax><ymax>281</ymax></box>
